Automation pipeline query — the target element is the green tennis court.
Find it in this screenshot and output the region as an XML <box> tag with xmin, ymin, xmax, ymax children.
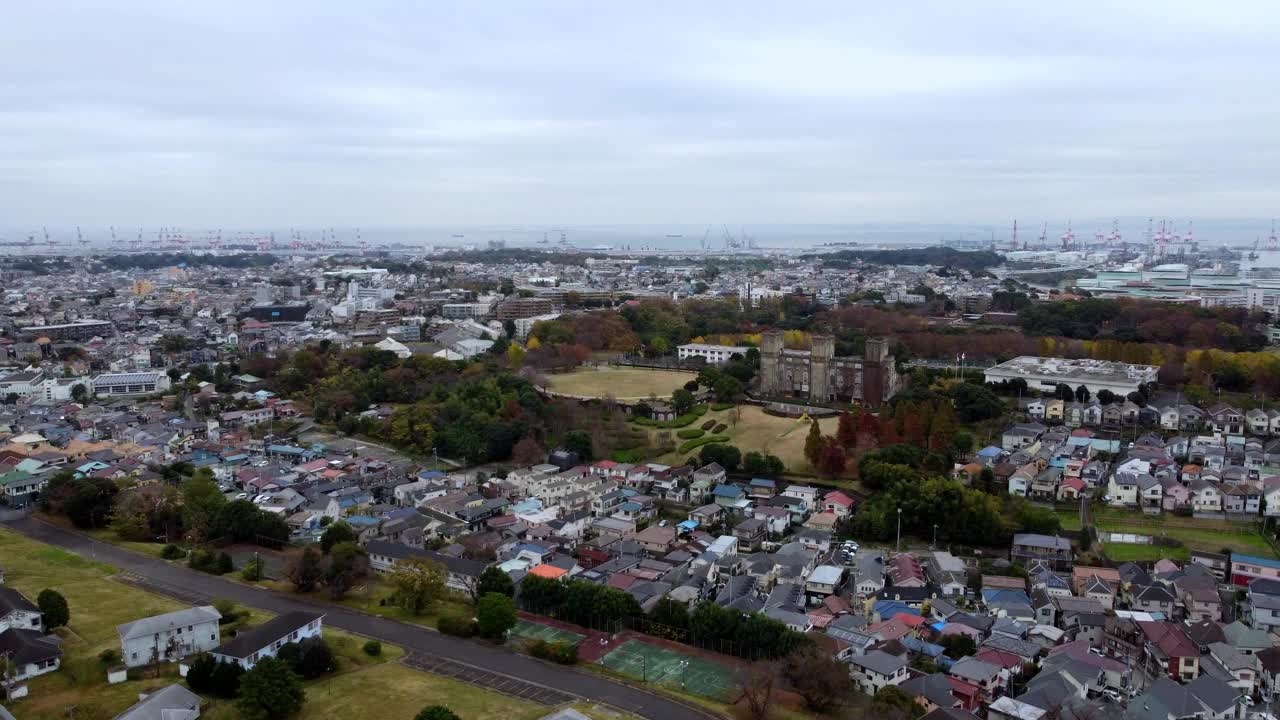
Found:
<box><xmin>598</xmin><ymin>640</ymin><xmax>735</xmax><ymax>700</ymax></box>
<box><xmin>511</xmin><ymin>619</ymin><xmax>585</xmax><ymax>645</ymax></box>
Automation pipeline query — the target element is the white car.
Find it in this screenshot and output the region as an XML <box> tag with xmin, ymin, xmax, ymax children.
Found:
<box><xmin>1103</xmin><ymin>689</ymin><xmax>1124</xmax><ymax>703</ymax></box>
<box><xmin>235</xmin><ymin>492</ymin><xmax>249</xmax><ymax>501</ymax></box>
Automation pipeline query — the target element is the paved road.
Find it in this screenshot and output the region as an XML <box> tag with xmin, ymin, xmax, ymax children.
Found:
<box><xmin>4</xmin><ymin>517</ymin><xmax>714</xmax><ymax>720</ymax></box>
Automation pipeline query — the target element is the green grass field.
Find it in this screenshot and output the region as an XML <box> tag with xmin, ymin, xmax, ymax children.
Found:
<box><xmin>652</xmin><ymin>404</ymin><xmax>847</xmax><ymax>478</ymax></box>
<box><xmin>0</xmin><ymin>528</ymin><xmax>572</xmax><ymax>720</ymax></box>
<box><xmin>545</xmin><ymin>367</ymin><xmax>694</xmax><ymax>400</ymax></box>
<box><xmin>598</xmin><ymin>640</ymin><xmax>735</xmax><ymax>701</ymax></box>
<box><xmin>1090</xmin><ymin>506</ymin><xmax>1276</xmax><ymax>561</ymax></box>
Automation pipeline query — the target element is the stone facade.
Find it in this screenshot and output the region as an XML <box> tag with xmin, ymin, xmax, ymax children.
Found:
<box><xmin>759</xmin><ymin>331</ymin><xmax>899</xmax><ymax>404</ymax></box>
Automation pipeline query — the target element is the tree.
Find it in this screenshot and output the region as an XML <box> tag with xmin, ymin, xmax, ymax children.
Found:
<box><xmin>783</xmin><ymin>647</ymin><xmax>852</xmax><ymax>712</ymax></box>
<box><xmin>817</xmin><ymin>438</ymin><xmax>847</xmax><ymax>478</ymax></box>
<box><xmin>415</xmin><ymin>707</ymin><xmax>461</xmax><ymax>720</ymax></box>
<box><xmin>836</xmin><ymin>412</ymin><xmax>858</xmax><ymax>449</ymax></box>
<box><xmin>181</xmin><ymin>469</ymin><xmax>226</xmax><ymax>543</ymax></box>
<box><xmin>803</xmin><ymin>419</ymin><xmax>822</xmax><ymax>466</ymax></box>
<box><xmin>939</xmin><ymin>633</ymin><xmax>977</xmax><ymax>658</ymax></box>
<box><xmin>289</xmin><ymin>637</ymin><xmax>335</xmax><ymax>679</ymax></box>
<box><xmin>37</xmin><ymin>589</ymin><xmax>69</xmax><ymax>630</ymax></box>
<box><xmin>235</xmin><ymin>657</ymin><xmax>305</xmax><ymax>720</ymax></box>
<box><xmin>476</xmin><ymin>592</ymin><xmax>517</xmax><ymax>640</ymax></box>
<box><xmin>671</xmin><ymin>388</ymin><xmax>695</xmax><ymax>415</ymax></box>
<box><xmin>950</xmin><ymin>431</ymin><xmax>975</xmax><ymax>459</ymax></box>
<box><xmin>242</xmin><ymin>554</ymin><xmax>266</xmax><ymax>581</ymax></box>
<box><xmin>1096</xmin><ymin>389</ymin><xmax>1117</xmax><ymax>405</ymax></box>
<box><xmin>319</xmin><ymin>521</ymin><xmax>357</xmax><ymax>553</ymax></box>
<box><xmin>1075</xmin><ymin>384</ymin><xmax>1091</xmax><ymax>403</ymax></box>
<box><xmin>325</xmin><ymin>541</ymin><xmax>367</xmax><ymax>600</ymax></box>
<box><xmin>699</xmin><ymin>443</ymin><xmax>741</xmax><ymax>472</ymax></box>
<box><xmin>711</xmin><ymin>376</ymin><xmax>743</xmax><ymax>403</ymax></box>
<box><xmin>561</xmin><ymin>429</ymin><xmax>592</xmax><ymax>461</ymax></box>
<box><xmin>735</xmin><ymin>661</ymin><xmax>778</xmax><ymax>720</ymax></box>
<box><xmin>1054</xmin><ymin>383</ymin><xmax>1074</xmax><ymax>401</ymax></box>
<box><xmin>286</xmin><ymin>548</ymin><xmax>324</xmax><ymax>593</ymax></box>
<box><xmin>388</xmin><ymin>557</ymin><xmax>448</xmax><ymax>615</ymax></box>
<box><xmin>510</xmin><ymin>436</ymin><xmax>545</xmax><ymax>466</ymax></box>
<box><xmin>873</xmin><ymin>685</ymin><xmax>924</xmax><ymax>719</ymax></box>
<box><xmin>651</xmin><ymin>596</ymin><xmax>690</xmax><ymax>630</ymax></box>
<box><xmin>70</xmin><ymin>383</ymin><xmax>88</xmax><ymax>404</ymax></box>
<box><xmin>476</xmin><ymin>566</ymin><xmax>515</xmax><ymax>599</ymax></box>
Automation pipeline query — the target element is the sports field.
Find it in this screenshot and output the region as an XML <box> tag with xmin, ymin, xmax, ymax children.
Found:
<box><xmin>511</xmin><ymin>619</ymin><xmax>585</xmax><ymax>646</ymax></box>
<box><xmin>597</xmin><ymin>640</ymin><xmax>735</xmax><ymax>701</ymax></box>
<box><xmin>545</xmin><ymin>367</ymin><xmax>694</xmax><ymax>401</ymax></box>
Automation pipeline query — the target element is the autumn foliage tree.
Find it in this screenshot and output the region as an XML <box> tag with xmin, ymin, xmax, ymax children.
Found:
<box><xmin>836</xmin><ymin>412</ymin><xmax>858</xmax><ymax>449</ymax></box>
<box><xmin>817</xmin><ymin>437</ymin><xmax>847</xmax><ymax>478</ymax></box>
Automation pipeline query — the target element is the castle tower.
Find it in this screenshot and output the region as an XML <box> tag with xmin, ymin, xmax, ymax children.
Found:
<box><xmin>760</xmin><ymin>330</ymin><xmax>783</xmax><ymax>396</ymax></box>
<box><xmin>861</xmin><ymin>336</ymin><xmax>895</xmax><ymax>405</ymax></box>
<box><xmin>809</xmin><ymin>334</ymin><xmax>834</xmax><ymax>401</ymax></box>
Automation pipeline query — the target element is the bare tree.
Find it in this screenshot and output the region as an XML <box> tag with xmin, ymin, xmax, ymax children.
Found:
<box><xmin>735</xmin><ymin>661</ymin><xmax>779</xmax><ymax>720</ymax></box>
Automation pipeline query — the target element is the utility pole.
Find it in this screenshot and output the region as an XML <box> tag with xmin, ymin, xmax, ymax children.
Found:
<box><xmin>896</xmin><ymin>507</ymin><xmax>903</xmax><ymax>553</ymax></box>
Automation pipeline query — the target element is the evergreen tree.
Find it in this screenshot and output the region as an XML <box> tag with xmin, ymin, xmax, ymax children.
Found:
<box><xmin>803</xmin><ymin>419</ymin><xmax>822</xmax><ymax>466</ymax></box>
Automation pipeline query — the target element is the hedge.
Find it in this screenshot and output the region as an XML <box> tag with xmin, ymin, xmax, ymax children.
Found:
<box><xmin>678</xmin><ymin>434</ymin><xmax>732</xmax><ymax>454</ymax></box>
<box><xmin>632</xmin><ymin>405</ymin><xmax>711</xmax><ymax>429</ymax></box>
<box><xmin>528</xmin><ymin>639</ymin><xmax>578</xmax><ymax>665</ymax></box>
<box><xmin>700</xmin><ymin>419</ymin><xmax>716</xmax><ymax>431</ymax></box>
<box><xmin>712</xmin><ymin>423</ymin><xmax>727</xmax><ymax>433</ymax></box>
<box><xmin>437</xmin><ymin>614</ymin><xmax>478</xmax><ymax>638</ymax></box>
<box><xmin>676</xmin><ymin>428</ymin><xmax>705</xmax><ymax>440</ymax></box>
<box><xmin>711</xmin><ymin>402</ymin><xmax>735</xmax><ymax>411</ymax></box>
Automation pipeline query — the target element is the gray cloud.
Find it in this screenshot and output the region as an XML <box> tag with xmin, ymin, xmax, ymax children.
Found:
<box><xmin>1</xmin><ymin>1</ymin><xmax>1278</xmax><ymax>227</ymax></box>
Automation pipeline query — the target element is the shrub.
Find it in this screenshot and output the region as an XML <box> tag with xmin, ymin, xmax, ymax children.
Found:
<box><xmin>1153</xmin><ymin>536</ymin><xmax>1185</xmax><ymax>548</ymax></box>
<box><xmin>711</xmin><ymin>402</ymin><xmax>734</xmax><ymax>411</ymax></box>
<box><xmin>437</xmin><ymin>614</ymin><xmax>477</xmax><ymax>638</ymax></box>
<box><xmin>676</xmin><ymin>428</ymin><xmax>705</xmax><ymax>440</ymax></box>
<box><xmin>216</xmin><ymin>552</ymin><xmax>234</xmax><ymax>575</ymax></box>
<box><xmin>529</xmin><ymin>639</ymin><xmax>577</xmax><ymax>664</ymax></box>
<box><xmin>712</xmin><ymin>423</ymin><xmax>727</xmax><ymax>433</ymax></box>
<box><xmin>700</xmin><ymin>419</ymin><xmax>716</xmax><ymax>431</ymax></box>
<box><xmin>363</xmin><ymin>640</ymin><xmax>382</xmax><ymax>657</ymax></box>
<box><xmin>213</xmin><ymin>598</ymin><xmax>241</xmax><ymax>625</ymax></box>
<box><xmin>677</xmin><ymin>434</ymin><xmax>732</xmax><ymax>454</ymax></box>
<box><xmin>691</xmin><ymin>405</ymin><xmax>709</xmax><ymax>417</ymax></box>
<box><xmin>98</xmin><ymin>649</ymin><xmax>120</xmax><ymax>666</ymax></box>
<box><xmin>161</xmin><ymin>544</ymin><xmax>186</xmax><ymax>560</ymax></box>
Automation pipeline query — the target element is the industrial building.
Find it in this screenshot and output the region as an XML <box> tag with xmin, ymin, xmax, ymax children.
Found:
<box><xmin>18</xmin><ymin>319</ymin><xmax>114</xmax><ymax>342</ymax></box>
<box><xmin>983</xmin><ymin>356</ymin><xmax>1159</xmax><ymax>397</ymax></box>
<box><xmin>91</xmin><ymin>371</ymin><xmax>172</xmax><ymax>397</ymax></box>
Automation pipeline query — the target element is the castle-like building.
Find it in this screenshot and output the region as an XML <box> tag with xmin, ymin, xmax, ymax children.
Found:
<box><xmin>758</xmin><ymin>330</ymin><xmax>899</xmax><ymax>405</ymax></box>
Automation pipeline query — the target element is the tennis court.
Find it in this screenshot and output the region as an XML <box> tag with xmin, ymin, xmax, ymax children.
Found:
<box><xmin>511</xmin><ymin>619</ymin><xmax>585</xmax><ymax>646</ymax></box>
<box><xmin>598</xmin><ymin>640</ymin><xmax>735</xmax><ymax>700</ymax></box>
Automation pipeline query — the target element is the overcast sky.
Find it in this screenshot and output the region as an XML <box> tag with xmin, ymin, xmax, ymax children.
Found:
<box><xmin>2</xmin><ymin>2</ymin><xmax>1278</xmax><ymax>227</ymax></box>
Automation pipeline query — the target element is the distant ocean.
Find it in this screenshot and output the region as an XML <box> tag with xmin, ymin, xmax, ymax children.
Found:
<box><xmin>2</xmin><ymin>219</ymin><xmax>1275</xmax><ymax>253</ymax></box>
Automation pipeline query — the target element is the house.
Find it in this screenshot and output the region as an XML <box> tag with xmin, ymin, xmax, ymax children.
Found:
<box><xmin>823</xmin><ymin>491</ymin><xmax>856</xmax><ymax>517</ymax></box>
<box><xmin>948</xmin><ymin>657</ymin><xmax>1005</xmax><ymax>701</ymax></box>
<box><xmin>0</xmin><ymin>629</ymin><xmax>62</xmax><ymax>687</ymax></box>
<box><xmin>733</xmin><ymin>518</ymin><xmax>767</xmax><ymax>552</ymax></box>
<box><xmin>116</xmin><ymin>606</ymin><xmax>222</xmax><ymax>668</ymax></box>
<box><xmin>1248</xmin><ymin>578</ymin><xmax>1280</xmax><ymax>633</ymax></box>
<box><xmin>1129</xmin><ymin>676</ymin><xmax>1240</xmax><ymax>720</ymax></box>
<box><xmin>365</xmin><ymin>540</ymin><xmax>488</xmax><ymax>594</ymax></box>
<box><xmin>1002</xmin><ymin>424</ymin><xmax>1045</xmax><ymax>451</ymax></box>
<box><xmin>210</xmin><ymin>611</ymin><xmax>324</xmax><ymax>670</ymax></box>
<box><xmin>1207</xmin><ymin>404</ymin><xmax>1245</xmax><ymax>436</ymax></box>
<box><xmin>1011</xmin><ymin>534</ymin><xmax>1072</xmax><ymax>570</ymax></box>
<box><xmin>1231</xmin><ymin>553</ymin><xmax>1280</xmax><ymax>587</ymax></box>
<box><xmin>0</xmin><ymin>588</ymin><xmax>43</xmax><ymax>633</ymax></box>
<box><xmin>1139</xmin><ymin>621</ymin><xmax>1200</xmax><ymax>682</ymax></box>
<box><xmin>1189</xmin><ymin>480</ymin><xmax>1222</xmax><ymax>514</ymax></box>
<box><xmin>113</xmin><ymin>684</ymin><xmax>202</xmax><ymax>720</ymax></box>
<box><xmin>1107</xmin><ymin>473</ymin><xmax>1140</xmax><ymax>507</ymax></box>
<box><xmin>1130</xmin><ymin>585</ymin><xmax>1176</xmax><ymax>616</ymax></box>
<box><xmin>1007</xmin><ymin>464</ymin><xmax>1034</xmax><ymax>497</ymax></box>
<box><xmin>633</xmin><ymin>526</ymin><xmax>678</xmax><ymax>555</ymax></box>
<box><xmin>850</xmin><ymin>649</ymin><xmax>909</xmax><ymax>695</ymax></box>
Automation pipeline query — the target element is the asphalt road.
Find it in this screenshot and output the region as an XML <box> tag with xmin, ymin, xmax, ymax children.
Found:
<box><xmin>4</xmin><ymin>517</ymin><xmax>714</xmax><ymax>720</ymax></box>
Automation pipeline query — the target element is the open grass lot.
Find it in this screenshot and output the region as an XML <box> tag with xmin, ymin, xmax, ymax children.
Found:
<box><xmin>654</xmin><ymin>404</ymin><xmax>843</xmax><ymax>477</ymax></box>
<box><xmin>0</xmin><ymin>528</ymin><xmax>566</xmax><ymax>720</ymax></box>
<box><xmin>1091</xmin><ymin>507</ymin><xmax>1276</xmax><ymax>560</ymax></box>
<box><xmin>545</xmin><ymin>366</ymin><xmax>694</xmax><ymax>400</ymax></box>
<box><xmin>1056</xmin><ymin>509</ymin><xmax>1083</xmax><ymax>531</ymax></box>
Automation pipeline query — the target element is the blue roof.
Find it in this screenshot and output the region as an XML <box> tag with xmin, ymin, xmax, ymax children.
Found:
<box><xmin>749</xmin><ymin>478</ymin><xmax>776</xmax><ymax>488</ymax></box>
<box><xmin>982</xmin><ymin>588</ymin><xmax>1032</xmax><ymax>605</ymax></box>
<box><xmin>223</xmin><ymin>454</ymin><xmax>250</xmax><ymax>463</ymax></box>
<box><xmin>712</xmin><ymin>484</ymin><xmax>744</xmax><ymax>498</ymax></box>
<box><xmin>344</xmin><ymin>515</ymin><xmax>380</xmax><ymax>526</ymax></box>
<box><xmin>873</xmin><ymin>600</ymin><xmax>919</xmax><ymax>618</ymax></box>
<box><xmin>976</xmin><ymin>446</ymin><xmax>1004</xmax><ymax>457</ymax></box>
<box><xmin>678</xmin><ymin>520</ymin><xmax>699</xmax><ymax>531</ymax></box>
<box><xmin>417</xmin><ymin>470</ymin><xmax>445</xmax><ymax>480</ymax></box>
<box><xmin>267</xmin><ymin>444</ymin><xmax>305</xmax><ymax>454</ymax></box>
<box><xmin>1234</xmin><ymin>554</ymin><xmax>1280</xmax><ymax>570</ymax></box>
<box><xmin>618</xmin><ymin>502</ymin><xmax>642</xmax><ymax>512</ymax></box>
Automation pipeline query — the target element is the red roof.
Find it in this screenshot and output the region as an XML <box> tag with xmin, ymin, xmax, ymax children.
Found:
<box><xmin>528</xmin><ymin>564</ymin><xmax>567</xmax><ymax>579</ymax></box>
<box><xmin>893</xmin><ymin>613</ymin><xmax>928</xmax><ymax>628</ymax></box>
<box><xmin>1138</xmin><ymin>621</ymin><xmax>1199</xmax><ymax>658</ymax></box>
<box><xmin>974</xmin><ymin>647</ymin><xmax>1024</xmax><ymax>669</ymax></box>
<box><xmin>593</xmin><ymin>460</ymin><xmax>618</xmax><ymax>469</ymax></box>
<box><xmin>824</xmin><ymin>491</ymin><xmax>855</xmax><ymax>507</ymax></box>
<box><xmin>1062</xmin><ymin>477</ymin><xmax>1086</xmax><ymax>491</ymax></box>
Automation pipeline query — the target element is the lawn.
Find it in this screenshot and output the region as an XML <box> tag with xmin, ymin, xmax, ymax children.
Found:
<box><xmin>1091</xmin><ymin>508</ymin><xmax>1276</xmax><ymax>558</ymax></box>
<box><xmin>654</xmin><ymin>404</ymin><xmax>844</xmax><ymax>477</ymax></box>
<box><xmin>1101</xmin><ymin>542</ymin><xmax>1192</xmax><ymax>563</ymax></box>
<box><xmin>1056</xmin><ymin>510</ymin><xmax>1082</xmax><ymax>531</ymax></box>
<box><xmin>0</xmin><ymin>528</ymin><xmax>557</xmax><ymax>720</ymax></box>
<box><xmin>544</xmin><ymin>367</ymin><xmax>694</xmax><ymax>400</ymax></box>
